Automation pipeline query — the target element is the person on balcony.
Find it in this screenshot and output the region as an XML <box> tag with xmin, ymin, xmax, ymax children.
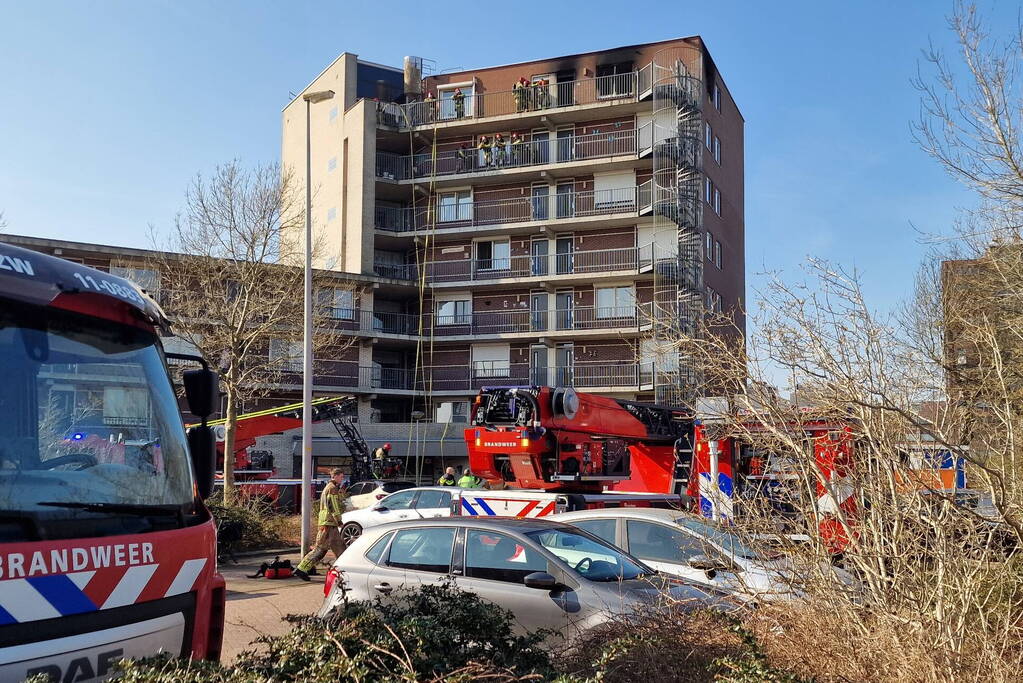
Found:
<box><xmin>457</xmin><ymin>142</ymin><xmax>472</xmax><ymax>173</ymax></box>
<box><xmin>422</xmin><ymin>92</ymin><xmax>436</xmax><ymax>124</ymax></box>
<box><xmin>477</xmin><ymin>135</ymin><xmax>493</xmax><ymax>168</ymax></box>
<box><xmin>493</xmin><ymin>133</ymin><xmax>507</xmax><ymax>167</ymax></box>
<box><xmin>510</xmin><ymin>132</ymin><xmax>525</xmax><ymax>166</ymax></box>
<box><xmin>453</xmin><ymin>87</ymin><xmax>465</xmax><ymax>118</ymax></box>
<box><xmin>514</xmin><ymin>78</ymin><xmax>528</xmax><ymax>112</ymax></box>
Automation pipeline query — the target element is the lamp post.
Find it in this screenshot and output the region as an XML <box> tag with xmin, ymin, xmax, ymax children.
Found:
<box><xmin>301</xmin><ymin>89</ymin><xmax>334</xmax><ymax>557</ymax></box>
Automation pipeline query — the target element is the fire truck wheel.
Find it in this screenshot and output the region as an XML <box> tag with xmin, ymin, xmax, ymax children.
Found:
<box><xmin>341</xmin><ymin>522</ymin><xmax>363</xmax><ymax>546</ymax></box>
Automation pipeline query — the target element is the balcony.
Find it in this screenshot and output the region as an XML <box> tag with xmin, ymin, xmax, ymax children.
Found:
<box><xmin>375</xmin><ymin>245</ymin><xmax>657</xmax><ymax>286</ymax></box>
<box><xmin>303</xmin><ymin>361</ymin><xmax>657</xmax><ymax>395</ymax></box>
<box><xmin>430</xmin><ymin>304</ymin><xmax>653</xmax><ymax>338</ymax></box>
<box><xmin>378</xmin><ymin>71</ymin><xmax>644</xmax><ymax>130</ymax></box>
<box><xmin>375</xmin><ymin>126</ymin><xmax>651</xmax><ymax>183</ymax></box>
<box><xmin>429</xmin><ymin>361</ymin><xmax>656</xmax><ymax>393</ymax></box>
<box><xmin>375</xmin><ymin>182</ymin><xmax>653</xmax><ymax>234</ymax></box>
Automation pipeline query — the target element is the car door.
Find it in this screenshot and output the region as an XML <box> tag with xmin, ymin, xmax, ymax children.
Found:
<box><xmin>367</xmin><ymin>489</ymin><xmax>419</xmax><ymax>526</ymax></box>
<box><xmin>454</xmin><ymin>528</ymin><xmax>577</xmax><ymax>635</ymax></box>
<box><xmin>366</xmin><ymin>526</ymin><xmax>457</xmax><ymax>601</ymax></box>
<box><xmin>623</xmin><ymin>519</ymin><xmax>737</xmax><ymax>591</ymax></box>
<box><xmin>412</xmin><ymin>489</ymin><xmax>453</xmax><ymax>520</ymax></box>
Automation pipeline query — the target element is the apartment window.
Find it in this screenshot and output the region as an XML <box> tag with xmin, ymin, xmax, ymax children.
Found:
<box><xmin>705</xmin><ymin>231</ymin><xmax>713</xmax><ymax>257</ymax></box>
<box><xmin>476</xmin><ymin>240</ymin><xmax>510</xmax><ymax>271</ymax></box>
<box><xmin>327</xmin><ymin>157</ymin><xmax>337</xmax><ymax>172</ymax></box>
<box><xmin>714</xmin><ymin>241</ymin><xmax>722</xmax><ymax>269</ymax></box>
<box><xmin>110</xmin><ymin>266</ymin><xmax>160</xmax><ymax>298</ymax></box>
<box><xmin>317</xmin><ymin>288</ymin><xmax>355</xmax><ymax>320</ymax></box>
<box><xmin>713</xmin><ymin>136</ymin><xmax>721</xmax><ymax>164</ymax></box>
<box><xmin>705</xmin><ymin>122</ymin><xmax>713</xmax><ymax>149</ymax></box>
<box><xmin>438</xmin><ymin>82</ymin><xmax>473</xmax><ymax>120</ymax></box>
<box><xmin>436</xmin><ymin>299</ymin><xmax>471</xmax><ymax>325</ymax></box>
<box><xmin>326</xmin><ymin>207</ymin><xmax>337</xmax><ymax>222</ymax></box>
<box><xmin>712</xmin><ymin>83</ymin><xmax>721</xmax><ymax>111</ymax></box>
<box><xmin>329</xmin><ymin>106</ymin><xmax>338</xmax><ymax>123</ymax></box>
<box><xmin>713</xmin><ymin>188</ymin><xmax>721</xmax><ymax>215</ymax></box>
<box><xmin>269</xmin><ymin>338</ymin><xmax>302</xmax><ymax>372</ymax></box>
<box><xmin>472</xmin><ymin>344</ymin><xmax>511</xmax><ymax>378</ymax></box>
<box><xmin>595</xmin><ymin>286</ymin><xmax>636</xmax><ymax>318</ymax></box>
<box><xmin>439</xmin><ymin>190</ymin><xmax>472</xmax><ymax>222</ymax></box>
<box><xmin>704</xmin><ymin>177</ymin><xmax>712</xmax><ymax>203</ymax></box>
<box><xmin>435</xmin><ymin>401</ymin><xmax>469</xmax><ymax>423</ymax></box>
<box><xmin>705</xmin><ymin>288</ymin><xmax>722</xmax><ymax>313</ymax></box>
<box><xmin>596</xmin><ymin>61</ymin><xmax>634</xmax><ymax>98</ymax></box>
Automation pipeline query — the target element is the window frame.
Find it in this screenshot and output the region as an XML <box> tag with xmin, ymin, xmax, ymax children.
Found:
<box><xmin>712</xmin><ymin>83</ymin><xmax>721</xmax><ymax>111</ymax></box>
<box><xmin>475</xmin><ymin>239</ymin><xmax>511</xmax><ymax>271</ymax></box>
<box><xmin>438</xmin><ymin>190</ymin><xmax>473</xmax><ymax>223</ymax></box>
<box><xmin>463</xmin><ymin>528</ymin><xmax>550</xmax><ymax>584</ymax></box>
<box><xmin>436</xmin><ymin>298</ymin><xmax>471</xmax><ymax>326</ymax></box>
<box><xmin>715</xmin><ymin>240</ymin><xmax>722</xmax><ymax>269</ymax></box>
<box><xmin>704</xmin><ymin>122</ymin><xmax>713</xmax><ymax>150</ymax></box>
<box><xmin>713</xmin><ymin>136</ymin><xmax>721</xmax><ymax>164</ymax></box>
<box><xmin>384</xmin><ymin>526</ymin><xmax>457</xmax><ymax>574</ymax></box>
<box><xmin>713</xmin><ymin>188</ymin><xmax>721</xmax><ymax>215</ymax></box>
<box><xmin>595</xmin><ymin>285</ymin><xmax>635</xmax><ymax>319</ymax></box>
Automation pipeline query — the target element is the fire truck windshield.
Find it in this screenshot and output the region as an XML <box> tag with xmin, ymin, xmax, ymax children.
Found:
<box><xmin>0</xmin><ymin>302</ymin><xmax>194</xmax><ymax>538</ymax></box>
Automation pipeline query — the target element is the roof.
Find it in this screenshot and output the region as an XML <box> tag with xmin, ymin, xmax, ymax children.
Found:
<box><xmin>553</xmin><ymin>507</ymin><xmax>684</xmax><ymax>523</ymax></box>
<box><xmin>0</xmin><ymin>240</ymin><xmax>168</xmax><ymax>329</ymax></box>
<box><xmin>431</xmin><ymin>36</ymin><xmax>702</xmax><ymax>76</ymax></box>
<box><xmin>372</xmin><ymin>516</ymin><xmax>569</xmax><ymax>533</ymax></box>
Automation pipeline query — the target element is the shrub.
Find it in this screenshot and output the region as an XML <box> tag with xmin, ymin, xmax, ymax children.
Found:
<box><xmin>115</xmin><ymin>583</ymin><xmax>557</xmax><ymax>682</ymax></box>
<box><xmin>206</xmin><ymin>491</ymin><xmax>288</xmax><ymax>555</ymax></box>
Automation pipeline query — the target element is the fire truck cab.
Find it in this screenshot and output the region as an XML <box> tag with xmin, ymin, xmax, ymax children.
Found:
<box><xmin>0</xmin><ymin>242</ymin><xmax>225</xmax><ymax>679</ymax></box>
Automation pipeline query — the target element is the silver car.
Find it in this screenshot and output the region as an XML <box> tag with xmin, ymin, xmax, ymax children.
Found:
<box><xmin>319</xmin><ymin>517</ymin><xmax>732</xmax><ymax>638</ymax></box>
<box><xmin>552</xmin><ymin>507</ymin><xmax>856</xmax><ymax>603</ymax></box>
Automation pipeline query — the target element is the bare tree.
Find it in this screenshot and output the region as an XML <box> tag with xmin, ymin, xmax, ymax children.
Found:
<box><xmin>149</xmin><ymin>161</ymin><xmax>356</xmax><ymax>500</ymax></box>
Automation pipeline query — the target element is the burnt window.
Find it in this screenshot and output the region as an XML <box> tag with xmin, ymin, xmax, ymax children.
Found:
<box><xmin>596</xmin><ymin>61</ymin><xmax>634</xmax><ymax>98</ymax></box>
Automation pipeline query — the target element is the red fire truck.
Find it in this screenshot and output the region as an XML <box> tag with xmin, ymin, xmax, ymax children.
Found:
<box><xmin>0</xmin><ymin>242</ymin><xmax>225</xmax><ymax>679</ymax></box>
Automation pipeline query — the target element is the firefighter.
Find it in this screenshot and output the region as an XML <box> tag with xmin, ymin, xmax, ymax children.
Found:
<box><xmin>457</xmin><ymin>468</ymin><xmax>481</xmax><ymax>488</ymax></box>
<box><xmin>438</xmin><ymin>466</ymin><xmax>458</xmax><ymax>486</ymax></box>
<box><xmin>510</xmin><ymin>132</ymin><xmax>525</xmax><ymax>166</ymax></box>
<box><xmin>453</xmin><ymin>87</ymin><xmax>465</xmax><ymax>118</ymax></box>
<box><xmin>493</xmin><ymin>132</ymin><xmax>507</xmax><ymax>167</ymax></box>
<box><xmin>477</xmin><ymin>135</ymin><xmax>493</xmax><ymax>167</ymax></box>
<box><xmin>457</xmin><ymin>142</ymin><xmax>472</xmax><ymax>173</ymax></box>
<box><xmin>295</xmin><ymin>468</ymin><xmax>347</xmax><ymax>581</ymax></box>
<box><xmin>513</xmin><ymin>78</ymin><xmax>527</xmax><ymax>112</ymax></box>
<box><xmin>372</xmin><ymin>443</ymin><xmax>392</xmax><ymax>476</ymax></box>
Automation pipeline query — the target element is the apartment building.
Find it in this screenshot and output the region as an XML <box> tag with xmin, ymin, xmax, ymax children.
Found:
<box><xmin>282</xmin><ymin>36</ymin><xmax>745</xmax><ymax>425</ymax></box>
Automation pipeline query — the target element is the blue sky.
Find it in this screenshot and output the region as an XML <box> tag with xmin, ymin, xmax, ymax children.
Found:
<box><xmin>0</xmin><ymin>0</ymin><xmax>1004</xmax><ymax>316</ymax></box>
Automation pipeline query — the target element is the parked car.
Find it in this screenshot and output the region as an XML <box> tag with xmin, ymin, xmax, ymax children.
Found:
<box><xmin>552</xmin><ymin>507</ymin><xmax>856</xmax><ymax>602</ymax></box>
<box><xmin>344</xmin><ymin>480</ymin><xmax>415</xmax><ymax>512</ymax></box>
<box><xmin>340</xmin><ymin>486</ymin><xmax>456</xmax><ymax>545</ymax></box>
<box><xmin>320</xmin><ymin>517</ymin><xmax>735</xmax><ymax>638</ymax></box>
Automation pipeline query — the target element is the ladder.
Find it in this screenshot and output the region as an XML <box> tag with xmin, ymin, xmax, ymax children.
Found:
<box><xmin>318</xmin><ymin>398</ymin><xmax>374</xmax><ymax>482</ymax></box>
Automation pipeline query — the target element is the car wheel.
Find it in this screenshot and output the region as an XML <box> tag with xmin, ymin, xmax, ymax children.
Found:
<box><xmin>341</xmin><ymin>522</ymin><xmax>363</xmax><ymax>546</ymax></box>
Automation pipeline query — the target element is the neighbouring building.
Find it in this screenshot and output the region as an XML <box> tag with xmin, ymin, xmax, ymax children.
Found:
<box><xmin>281</xmin><ymin>36</ymin><xmax>746</xmax><ymax>425</ymax></box>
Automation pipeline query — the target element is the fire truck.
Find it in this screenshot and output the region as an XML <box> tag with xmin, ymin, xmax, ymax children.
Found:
<box><xmin>466</xmin><ymin>386</ymin><xmax>967</xmax><ymax>552</ymax></box>
<box><xmin>0</xmin><ymin>242</ymin><xmax>225</xmax><ymax>679</ymax></box>
<box><xmin>464</xmin><ymin>386</ymin><xmax>690</xmax><ymax>511</ymax></box>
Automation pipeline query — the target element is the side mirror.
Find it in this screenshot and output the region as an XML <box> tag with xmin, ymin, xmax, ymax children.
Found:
<box><xmin>688</xmin><ymin>554</ymin><xmax>729</xmax><ymax>572</ymax></box>
<box><xmin>523</xmin><ymin>571</ymin><xmax>558</xmax><ymax>590</ymax></box>
<box><xmin>183</xmin><ymin>368</ymin><xmax>220</xmax><ymax>419</ymax></box>
<box><xmin>187</xmin><ymin>426</ymin><xmax>216</xmax><ymax>499</ymax></box>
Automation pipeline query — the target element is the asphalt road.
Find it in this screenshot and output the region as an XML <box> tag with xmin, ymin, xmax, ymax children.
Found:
<box><xmin>220</xmin><ymin>550</ymin><xmax>330</xmax><ymax>663</ymax></box>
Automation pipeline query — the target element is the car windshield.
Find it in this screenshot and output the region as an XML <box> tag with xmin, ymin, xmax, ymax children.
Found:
<box><xmin>675</xmin><ymin>517</ymin><xmax>766</xmax><ymax>560</ymax></box>
<box><xmin>525</xmin><ymin>527</ymin><xmax>651</xmax><ymax>582</ymax></box>
<box><xmin>0</xmin><ymin>302</ymin><xmax>195</xmax><ymax>539</ymax></box>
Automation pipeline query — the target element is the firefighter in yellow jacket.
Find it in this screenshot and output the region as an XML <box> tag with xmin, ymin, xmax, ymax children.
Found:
<box><xmin>295</xmin><ymin>468</ymin><xmax>347</xmax><ymax>581</ymax></box>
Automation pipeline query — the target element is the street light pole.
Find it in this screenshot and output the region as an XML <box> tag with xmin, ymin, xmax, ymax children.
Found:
<box><xmin>300</xmin><ymin>89</ymin><xmax>334</xmax><ymax>557</ymax></box>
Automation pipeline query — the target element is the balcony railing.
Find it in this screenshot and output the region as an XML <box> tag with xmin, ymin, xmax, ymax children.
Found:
<box><xmin>378</xmin><ymin>72</ymin><xmax>640</xmax><ymax>129</ymax></box>
<box><xmin>375</xmin><ymin>245</ymin><xmax>658</xmax><ymax>284</ymax></box>
<box><xmin>376</xmin><ymin>126</ymin><xmax>649</xmax><ymax>182</ymax></box>
<box><xmin>375</xmin><ymin>182</ymin><xmax>654</xmax><ymax>233</ymax></box>
<box><xmin>306</xmin><ymin>361</ymin><xmax>658</xmax><ymax>393</ymax></box>
<box><xmin>428</xmin><ymin>361</ymin><xmax>656</xmax><ymax>392</ymax></box>
<box><xmin>430</xmin><ymin>304</ymin><xmax>652</xmax><ymax>336</ymax></box>
<box><xmin>341</xmin><ymin>304</ymin><xmax>653</xmax><ymax>339</ymax></box>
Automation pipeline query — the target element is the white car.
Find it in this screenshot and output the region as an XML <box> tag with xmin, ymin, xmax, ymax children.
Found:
<box><xmin>340</xmin><ymin>486</ymin><xmax>455</xmax><ymax>546</ymax></box>
<box><xmin>343</xmin><ymin>480</ymin><xmax>415</xmax><ymax>512</ymax></box>
<box><xmin>552</xmin><ymin>507</ymin><xmax>856</xmax><ymax>603</ymax></box>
